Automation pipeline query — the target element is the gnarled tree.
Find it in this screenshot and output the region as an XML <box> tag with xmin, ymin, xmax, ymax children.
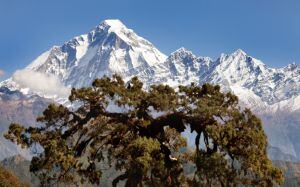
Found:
<box><xmin>5</xmin><ymin>75</ymin><xmax>283</xmax><ymax>186</ymax></box>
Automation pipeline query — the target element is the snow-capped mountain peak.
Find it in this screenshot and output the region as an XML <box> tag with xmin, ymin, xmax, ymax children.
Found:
<box><xmin>220</xmin><ymin>49</ymin><xmax>258</xmax><ymax>65</ymax></box>
<box><xmin>12</xmin><ymin>19</ymin><xmax>167</xmax><ymax>89</ymax></box>
<box><xmin>283</xmin><ymin>62</ymin><xmax>298</xmax><ymax>71</ymax></box>
<box><xmin>92</xmin><ymin>19</ymin><xmax>135</xmax><ymax>45</ymax></box>
<box><xmin>164</xmin><ymin>47</ymin><xmax>212</xmax><ymax>78</ymax></box>
<box><xmin>212</xmin><ymin>50</ymin><xmax>268</xmax><ymax>86</ymax></box>
<box><xmin>171</xmin><ymin>47</ymin><xmax>192</xmax><ymax>54</ymax></box>
<box><xmin>101</xmin><ymin>19</ymin><xmax>127</xmax><ymax>30</ymax></box>
<box><xmin>231</xmin><ymin>48</ymin><xmax>247</xmax><ymax>57</ymax></box>
<box><xmin>168</xmin><ymin>47</ymin><xmax>197</xmax><ymax>62</ymax></box>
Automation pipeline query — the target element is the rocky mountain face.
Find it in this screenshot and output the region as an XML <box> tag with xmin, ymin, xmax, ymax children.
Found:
<box><xmin>0</xmin><ymin>19</ymin><xmax>300</xmax><ymax>161</ymax></box>
<box><xmin>0</xmin><ymin>87</ymin><xmax>50</xmax><ymax>159</ymax></box>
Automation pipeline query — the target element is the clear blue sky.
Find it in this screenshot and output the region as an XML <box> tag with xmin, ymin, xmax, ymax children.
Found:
<box><xmin>0</xmin><ymin>0</ymin><xmax>299</xmax><ymax>80</ymax></box>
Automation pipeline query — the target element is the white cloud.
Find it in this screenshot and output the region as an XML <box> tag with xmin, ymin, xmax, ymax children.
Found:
<box><xmin>0</xmin><ymin>69</ymin><xmax>5</xmax><ymax>77</ymax></box>
<box><xmin>12</xmin><ymin>70</ymin><xmax>70</xmax><ymax>97</ymax></box>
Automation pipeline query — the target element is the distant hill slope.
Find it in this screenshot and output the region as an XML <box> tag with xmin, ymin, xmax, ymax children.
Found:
<box><xmin>0</xmin><ymin>155</ymin><xmax>34</xmax><ymax>186</ymax></box>
<box><xmin>273</xmin><ymin>160</ymin><xmax>300</xmax><ymax>186</ymax></box>
<box><xmin>0</xmin><ymin>87</ymin><xmax>50</xmax><ymax>160</ymax></box>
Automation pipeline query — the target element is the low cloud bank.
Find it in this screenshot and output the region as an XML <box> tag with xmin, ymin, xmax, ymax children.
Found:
<box><xmin>12</xmin><ymin>70</ymin><xmax>70</xmax><ymax>97</ymax></box>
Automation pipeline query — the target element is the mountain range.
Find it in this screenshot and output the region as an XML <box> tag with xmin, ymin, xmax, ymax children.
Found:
<box><xmin>0</xmin><ymin>19</ymin><xmax>299</xmax><ymax>161</ymax></box>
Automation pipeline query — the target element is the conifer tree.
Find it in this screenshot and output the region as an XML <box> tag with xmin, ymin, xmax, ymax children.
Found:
<box><xmin>5</xmin><ymin>75</ymin><xmax>283</xmax><ymax>186</ymax></box>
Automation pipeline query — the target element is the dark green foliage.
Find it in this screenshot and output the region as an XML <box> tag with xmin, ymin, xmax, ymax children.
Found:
<box><xmin>4</xmin><ymin>75</ymin><xmax>283</xmax><ymax>186</ymax></box>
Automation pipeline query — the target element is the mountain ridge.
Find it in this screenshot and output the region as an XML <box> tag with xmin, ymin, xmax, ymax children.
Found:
<box><xmin>0</xmin><ymin>19</ymin><xmax>299</xmax><ymax>161</ymax></box>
